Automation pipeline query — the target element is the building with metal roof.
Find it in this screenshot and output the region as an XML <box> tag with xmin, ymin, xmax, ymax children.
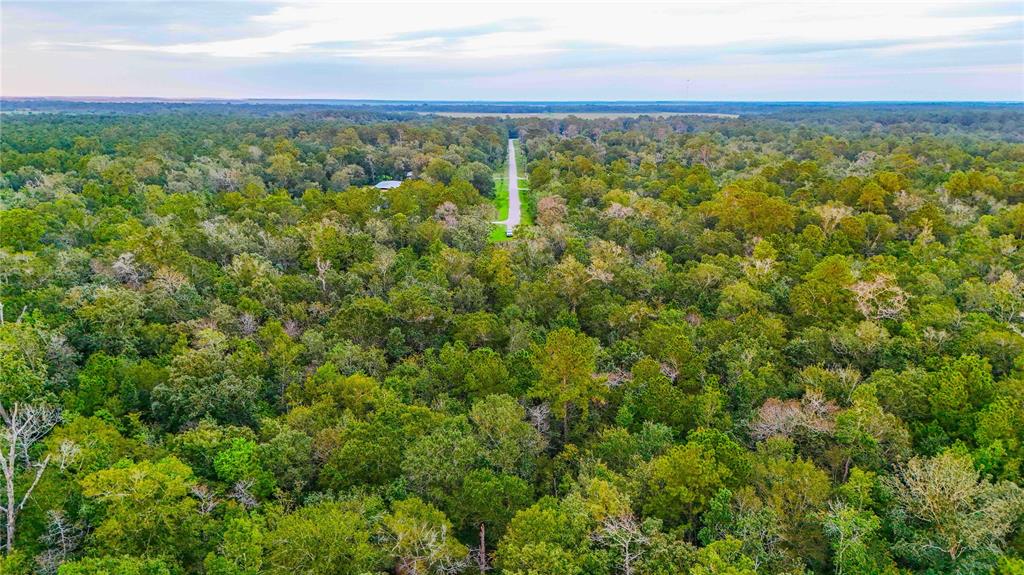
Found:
<box><xmin>375</xmin><ymin>180</ymin><xmax>402</xmax><ymax>190</ymax></box>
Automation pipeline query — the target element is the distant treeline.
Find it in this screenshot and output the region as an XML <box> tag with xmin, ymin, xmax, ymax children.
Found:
<box><xmin>4</xmin><ymin>98</ymin><xmax>1021</xmax><ymax>121</ymax></box>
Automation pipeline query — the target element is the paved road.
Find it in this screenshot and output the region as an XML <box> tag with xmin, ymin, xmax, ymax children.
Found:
<box><xmin>498</xmin><ymin>139</ymin><xmax>521</xmax><ymax>236</ymax></box>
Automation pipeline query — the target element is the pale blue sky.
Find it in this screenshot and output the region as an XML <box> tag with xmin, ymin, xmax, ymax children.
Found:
<box><xmin>2</xmin><ymin>1</ymin><xmax>1022</xmax><ymax>100</ymax></box>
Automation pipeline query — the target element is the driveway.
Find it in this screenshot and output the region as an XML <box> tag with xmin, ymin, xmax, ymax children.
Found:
<box><xmin>496</xmin><ymin>138</ymin><xmax>520</xmax><ymax>235</ymax></box>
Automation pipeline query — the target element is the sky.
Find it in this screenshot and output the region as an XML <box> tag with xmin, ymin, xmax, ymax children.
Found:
<box><xmin>2</xmin><ymin>1</ymin><xmax>1023</xmax><ymax>101</ymax></box>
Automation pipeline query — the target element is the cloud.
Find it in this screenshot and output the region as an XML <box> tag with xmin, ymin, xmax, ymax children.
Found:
<box><xmin>52</xmin><ymin>1</ymin><xmax>1021</xmax><ymax>60</ymax></box>
<box><xmin>2</xmin><ymin>0</ymin><xmax>1021</xmax><ymax>100</ymax></box>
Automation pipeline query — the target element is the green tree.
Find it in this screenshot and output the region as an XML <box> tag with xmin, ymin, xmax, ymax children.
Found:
<box><xmin>496</xmin><ymin>497</ymin><xmax>592</xmax><ymax>575</ymax></box>
<box><xmin>58</xmin><ymin>556</ymin><xmax>180</xmax><ymax>575</ymax></box>
<box><xmin>213</xmin><ymin>438</ymin><xmax>276</xmax><ymax>498</ymax></box>
<box><xmin>457</xmin><ymin>161</ymin><xmax>496</xmax><ymax>197</ymax></box>
<box><xmin>470</xmin><ymin>394</ymin><xmax>545</xmax><ymax>478</ymax></box>
<box><xmin>0</xmin><ymin>208</ymin><xmax>46</xmax><ymax>251</ymax></box>
<box><xmin>636</xmin><ymin>442</ymin><xmax>731</xmax><ymax>531</ymax></box>
<box><xmin>151</xmin><ymin>335</ymin><xmax>264</xmax><ymax>429</ymax></box>
<box><xmin>204</xmin><ymin>515</ymin><xmax>264</xmax><ymax>575</ymax></box>
<box><xmin>402</xmin><ymin>417</ymin><xmax>480</xmax><ymax>503</ymax></box>
<box><xmin>79</xmin><ymin>457</ymin><xmax>198</xmax><ymax>560</ymax></box>
<box><xmin>887</xmin><ymin>450</ymin><xmax>1024</xmax><ymax>572</ymax></box>
<box><xmin>789</xmin><ymin>255</ymin><xmax>855</xmax><ymax>326</ymax></box>
<box><xmin>753</xmin><ymin>448</ymin><xmax>832</xmax><ymax>569</ymax></box>
<box><xmin>264</xmin><ymin>501</ymin><xmax>382</xmax><ymax>575</ymax></box>
<box><xmin>453</xmin><ymin>469</ymin><xmax>531</xmax><ymax>572</ymax></box>
<box><xmin>423</xmin><ymin>158</ymin><xmax>457</xmax><ymax>185</ymax></box>
<box><xmin>702</xmin><ymin>184</ymin><xmax>795</xmax><ymax>238</ymax></box>
<box><xmin>74</xmin><ymin>287</ymin><xmax>144</xmax><ymax>355</ymax></box>
<box><xmin>690</xmin><ymin>537</ymin><xmax>757</xmax><ymax>575</ymax></box>
<box><xmin>530</xmin><ymin>328</ymin><xmax>605</xmax><ymax>442</ymax></box>
<box><xmin>381</xmin><ymin>498</ymin><xmax>468</xmax><ymax>575</ymax></box>
<box><xmin>824</xmin><ymin>503</ymin><xmax>892</xmax><ymax>575</ymax></box>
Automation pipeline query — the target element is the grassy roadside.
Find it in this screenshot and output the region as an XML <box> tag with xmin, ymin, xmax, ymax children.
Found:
<box><xmin>517</xmin><ymin>176</ymin><xmax>533</xmax><ymax>226</ymax></box>
<box><xmin>515</xmin><ymin>141</ymin><xmax>533</xmax><ymax>227</ymax></box>
<box><xmin>488</xmin><ymin>173</ymin><xmax>510</xmax><ymax>242</ymax></box>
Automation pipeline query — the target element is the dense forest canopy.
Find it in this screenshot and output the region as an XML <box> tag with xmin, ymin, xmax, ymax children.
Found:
<box><xmin>1</xmin><ymin>103</ymin><xmax>1023</xmax><ymax>574</ymax></box>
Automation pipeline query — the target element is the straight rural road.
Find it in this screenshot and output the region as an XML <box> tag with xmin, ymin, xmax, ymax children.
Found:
<box><xmin>499</xmin><ymin>138</ymin><xmax>521</xmax><ymax>236</ymax></box>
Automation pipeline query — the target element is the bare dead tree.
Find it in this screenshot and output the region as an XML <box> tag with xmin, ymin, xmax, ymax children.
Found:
<box><xmin>526</xmin><ymin>403</ymin><xmax>551</xmax><ymax>438</ymax></box>
<box><xmin>228</xmin><ymin>479</ymin><xmax>258</xmax><ymax>510</ymax></box>
<box><xmin>238</xmin><ymin>313</ymin><xmax>259</xmax><ymax>336</ymax></box>
<box><xmin>750</xmin><ymin>390</ymin><xmax>837</xmax><ymax>442</ymax></box>
<box><xmin>698</xmin><ymin>145</ymin><xmax>713</xmax><ymax>168</ymax></box>
<box><xmin>591</xmin><ymin>513</ymin><xmax>649</xmax><ymax>575</ymax></box>
<box><xmin>471</xmin><ymin>522</ymin><xmax>491</xmax><ymax>573</ymax></box>
<box><xmin>813</xmin><ymin>203</ymin><xmax>854</xmax><ymax>235</ymax></box>
<box><xmin>0</xmin><ymin>402</ymin><xmax>61</xmax><ymax>553</ymax></box>
<box><xmin>111</xmin><ymin>252</ymin><xmax>145</xmax><ymax>288</ymax></box>
<box><xmin>849</xmin><ymin>273</ymin><xmax>909</xmax><ymax>321</ymax></box>
<box><xmin>604</xmin><ymin>370</ymin><xmax>633</xmax><ymax>389</ymax></box>
<box><xmin>56</xmin><ymin>440</ymin><xmax>80</xmax><ymax>472</ymax></box>
<box><xmin>315</xmin><ymin>257</ymin><xmax>332</xmax><ymax>293</ymax></box>
<box><xmin>659</xmin><ymin>363</ymin><xmax>679</xmax><ymax>381</ymax></box>
<box><xmin>191</xmin><ymin>484</ymin><xmax>221</xmax><ymax>515</ymax></box>
<box><xmin>0</xmin><ymin>304</ymin><xmax>28</xmax><ymax>326</ymax></box>
<box><xmin>434</xmin><ymin>202</ymin><xmax>460</xmax><ymax>229</ymax></box>
<box><xmin>384</xmin><ymin>522</ymin><xmax>469</xmax><ymax>575</ymax></box>
<box><xmin>34</xmin><ymin>510</ymin><xmax>85</xmax><ymax>574</ymax></box>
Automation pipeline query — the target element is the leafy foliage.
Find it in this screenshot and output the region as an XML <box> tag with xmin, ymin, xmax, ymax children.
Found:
<box><xmin>1</xmin><ymin>104</ymin><xmax>1023</xmax><ymax>573</ymax></box>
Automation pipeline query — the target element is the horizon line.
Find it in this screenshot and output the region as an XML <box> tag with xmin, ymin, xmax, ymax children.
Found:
<box><xmin>3</xmin><ymin>96</ymin><xmax>1023</xmax><ymax>105</ymax></box>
